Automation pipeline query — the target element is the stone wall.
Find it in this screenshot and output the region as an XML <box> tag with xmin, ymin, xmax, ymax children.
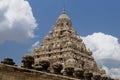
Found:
<box><xmin>0</xmin><ymin>64</ymin><xmax>79</xmax><ymax>80</ymax></box>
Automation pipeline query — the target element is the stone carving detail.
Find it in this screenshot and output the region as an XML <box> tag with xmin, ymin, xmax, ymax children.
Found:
<box><xmin>52</xmin><ymin>62</ymin><xmax>63</xmax><ymax>74</ymax></box>
<box><xmin>74</xmin><ymin>68</ymin><xmax>84</xmax><ymax>79</ymax></box>
<box><xmin>32</xmin><ymin>9</ymin><xmax>114</xmax><ymax>79</ymax></box>
<box><xmin>39</xmin><ymin>59</ymin><xmax>50</xmax><ymax>72</ymax></box>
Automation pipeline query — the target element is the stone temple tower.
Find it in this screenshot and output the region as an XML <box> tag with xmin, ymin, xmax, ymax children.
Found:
<box><xmin>32</xmin><ymin>9</ymin><xmax>106</xmax><ymax>77</ymax></box>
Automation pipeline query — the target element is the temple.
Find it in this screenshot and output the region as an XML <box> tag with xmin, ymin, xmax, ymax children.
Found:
<box><xmin>32</xmin><ymin>9</ymin><xmax>107</xmax><ymax>79</ymax></box>
<box><xmin>0</xmin><ymin>9</ymin><xmax>116</xmax><ymax>80</ymax></box>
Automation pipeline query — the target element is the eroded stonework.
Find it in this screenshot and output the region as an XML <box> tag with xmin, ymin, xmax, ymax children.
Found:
<box><xmin>32</xmin><ymin>10</ymin><xmax>106</xmax><ymax>78</ymax></box>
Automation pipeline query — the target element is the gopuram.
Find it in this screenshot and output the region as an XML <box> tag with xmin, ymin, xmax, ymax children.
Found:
<box><xmin>32</xmin><ymin>9</ymin><xmax>110</xmax><ymax>80</ymax></box>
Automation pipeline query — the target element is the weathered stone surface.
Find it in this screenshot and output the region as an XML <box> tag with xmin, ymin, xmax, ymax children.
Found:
<box><xmin>39</xmin><ymin>60</ymin><xmax>50</xmax><ymax>72</ymax></box>
<box><xmin>1</xmin><ymin>58</ymin><xmax>15</xmax><ymax>65</ymax></box>
<box><xmin>52</xmin><ymin>62</ymin><xmax>63</xmax><ymax>74</ymax></box>
<box><xmin>22</xmin><ymin>55</ymin><xmax>34</xmax><ymax>69</ymax></box>
<box><xmin>74</xmin><ymin>68</ymin><xmax>84</xmax><ymax>79</ymax></box>
<box><xmin>84</xmin><ymin>72</ymin><xmax>93</xmax><ymax>80</ymax></box>
<box><xmin>32</xmin><ymin>9</ymin><xmax>103</xmax><ymax>77</ymax></box>
<box><xmin>93</xmin><ymin>74</ymin><xmax>101</xmax><ymax>80</ymax></box>
<box><xmin>64</xmin><ymin>66</ymin><xmax>74</xmax><ymax>76</ymax></box>
<box><xmin>0</xmin><ymin>64</ymin><xmax>80</xmax><ymax>80</ymax></box>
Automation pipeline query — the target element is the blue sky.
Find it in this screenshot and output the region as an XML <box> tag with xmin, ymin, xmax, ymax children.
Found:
<box><xmin>0</xmin><ymin>0</ymin><xmax>120</xmax><ymax>78</ymax></box>
<box><xmin>29</xmin><ymin>0</ymin><xmax>120</xmax><ymax>36</ymax></box>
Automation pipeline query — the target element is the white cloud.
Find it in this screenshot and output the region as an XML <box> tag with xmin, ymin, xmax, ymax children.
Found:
<box><xmin>32</xmin><ymin>41</ymin><xmax>40</xmax><ymax>48</ymax></box>
<box><xmin>109</xmin><ymin>68</ymin><xmax>120</xmax><ymax>79</ymax></box>
<box><xmin>82</xmin><ymin>32</ymin><xmax>120</xmax><ymax>61</ymax></box>
<box><xmin>29</xmin><ymin>40</ymin><xmax>40</xmax><ymax>52</ymax></box>
<box><xmin>82</xmin><ymin>32</ymin><xmax>120</xmax><ymax>79</ymax></box>
<box><xmin>0</xmin><ymin>0</ymin><xmax>37</xmax><ymax>43</ymax></box>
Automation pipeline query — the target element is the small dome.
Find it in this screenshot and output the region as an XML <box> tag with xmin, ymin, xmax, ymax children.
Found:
<box><xmin>58</xmin><ymin>9</ymin><xmax>70</xmax><ymax>20</ymax></box>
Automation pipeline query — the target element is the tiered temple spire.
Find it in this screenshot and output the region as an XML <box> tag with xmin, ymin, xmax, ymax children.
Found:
<box><xmin>32</xmin><ymin>10</ymin><xmax>106</xmax><ymax>79</ymax></box>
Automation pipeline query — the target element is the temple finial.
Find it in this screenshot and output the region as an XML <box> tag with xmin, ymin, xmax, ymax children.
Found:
<box><xmin>62</xmin><ymin>8</ymin><xmax>66</xmax><ymax>14</ymax></box>
<box><xmin>58</xmin><ymin>8</ymin><xmax>70</xmax><ymax>20</ymax></box>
